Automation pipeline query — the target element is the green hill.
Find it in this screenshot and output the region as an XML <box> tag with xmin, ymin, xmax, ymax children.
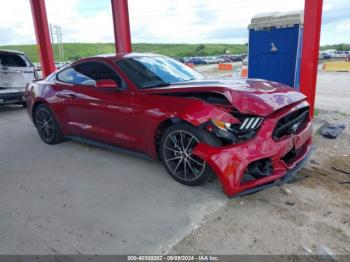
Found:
<box><xmin>0</xmin><ymin>43</ymin><xmax>247</xmax><ymax>62</ymax></box>
<box><xmin>320</xmin><ymin>43</ymin><xmax>350</xmax><ymax>51</ymax></box>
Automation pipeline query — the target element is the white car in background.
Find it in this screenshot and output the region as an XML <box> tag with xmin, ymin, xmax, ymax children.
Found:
<box><xmin>0</xmin><ymin>49</ymin><xmax>38</xmax><ymax>106</ymax></box>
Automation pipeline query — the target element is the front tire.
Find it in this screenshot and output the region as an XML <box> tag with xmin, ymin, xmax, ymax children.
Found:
<box><xmin>34</xmin><ymin>104</ymin><xmax>64</xmax><ymax>144</ymax></box>
<box><xmin>160</xmin><ymin>122</ymin><xmax>220</xmax><ymax>186</ymax></box>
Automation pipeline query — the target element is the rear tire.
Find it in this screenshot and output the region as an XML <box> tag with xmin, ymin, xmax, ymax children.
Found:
<box><xmin>160</xmin><ymin>122</ymin><xmax>220</xmax><ymax>186</ymax></box>
<box><xmin>34</xmin><ymin>104</ymin><xmax>64</xmax><ymax>145</ymax></box>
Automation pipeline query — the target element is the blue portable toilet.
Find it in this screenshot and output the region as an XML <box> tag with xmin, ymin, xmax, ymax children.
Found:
<box><xmin>248</xmin><ymin>11</ymin><xmax>303</xmax><ymax>89</ymax></box>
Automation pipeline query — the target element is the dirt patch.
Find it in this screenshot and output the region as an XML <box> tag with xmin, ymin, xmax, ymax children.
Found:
<box><xmin>170</xmin><ymin>111</ymin><xmax>350</xmax><ymax>255</ymax></box>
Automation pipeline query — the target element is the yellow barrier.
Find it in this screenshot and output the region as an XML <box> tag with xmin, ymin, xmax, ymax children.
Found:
<box><xmin>323</xmin><ymin>61</ymin><xmax>350</xmax><ymax>72</ymax></box>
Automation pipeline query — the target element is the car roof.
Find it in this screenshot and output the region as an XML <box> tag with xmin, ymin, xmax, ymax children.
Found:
<box><xmin>0</xmin><ymin>49</ymin><xmax>25</xmax><ymax>55</ymax></box>
<box><xmin>91</xmin><ymin>52</ymin><xmax>163</xmax><ymax>60</ymax></box>
<box><xmin>71</xmin><ymin>52</ymin><xmax>166</xmax><ymax>65</ymax></box>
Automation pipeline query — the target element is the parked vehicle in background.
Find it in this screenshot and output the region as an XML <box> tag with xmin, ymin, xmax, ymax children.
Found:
<box><xmin>181</xmin><ymin>54</ymin><xmax>247</xmax><ymax>65</ymax></box>
<box><xmin>204</xmin><ymin>56</ymin><xmax>223</xmax><ymax>64</ymax></box>
<box><xmin>322</xmin><ymin>49</ymin><xmax>337</xmax><ymax>59</ymax></box>
<box><xmin>334</xmin><ymin>51</ymin><xmax>348</xmax><ymax>59</ymax></box>
<box><xmin>187</xmin><ymin>57</ymin><xmax>207</xmax><ymax>65</ymax></box>
<box><xmin>227</xmin><ymin>55</ymin><xmax>240</xmax><ymax>62</ymax></box>
<box><xmin>0</xmin><ymin>50</ymin><xmax>38</xmax><ymax>106</ymax></box>
<box><xmin>220</xmin><ymin>55</ymin><xmax>233</xmax><ymax>63</ymax></box>
<box><xmin>175</xmin><ymin>57</ymin><xmax>185</xmax><ymax>63</ymax></box>
<box><xmin>24</xmin><ymin>53</ymin><xmax>312</xmax><ymax>197</ymax></box>
<box><xmin>321</xmin><ymin>53</ymin><xmax>331</xmax><ymax>60</ymax></box>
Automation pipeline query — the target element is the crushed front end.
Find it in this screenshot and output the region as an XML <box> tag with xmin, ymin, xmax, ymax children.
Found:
<box><xmin>193</xmin><ymin>100</ymin><xmax>313</xmax><ymax>197</ymax></box>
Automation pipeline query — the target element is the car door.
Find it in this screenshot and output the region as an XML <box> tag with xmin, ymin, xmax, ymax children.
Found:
<box><xmin>0</xmin><ymin>52</ymin><xmax>37</xmax><ymax>90</ymax></box>
<box><xmin>55</xmin><ymin>61</ymin><xmax>139</xmax><ymax>150</ymax></box>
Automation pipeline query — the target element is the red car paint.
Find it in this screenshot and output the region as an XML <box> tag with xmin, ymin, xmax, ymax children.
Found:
<box><xmin>193</xmin><ymin>101</ymin><xmax>312</xmax><ymax>196</ymax></box>
<box><xmin>25</xmin><ymin>53</ymin><xmax>312</xmax><ymax>197</ymax></box>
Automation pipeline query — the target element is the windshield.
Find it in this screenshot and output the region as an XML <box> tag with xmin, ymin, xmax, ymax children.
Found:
<box><xmin>116</xmin><ymin>56</ymin><xmax>205</xmax><ymax>89</ymax></box>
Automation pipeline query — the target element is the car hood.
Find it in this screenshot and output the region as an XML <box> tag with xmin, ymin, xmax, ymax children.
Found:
<box><xmin>144</xmin><ymin>78</ymin><xmax>306</xmax><ymax>116</ymax></box>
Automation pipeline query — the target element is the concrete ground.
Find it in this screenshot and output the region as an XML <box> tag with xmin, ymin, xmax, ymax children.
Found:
<box><xmin>0</xmin><ymin>70</ymin><xmax>349</xmax><ymax>255</ymax></box>
<box><xmin>0</xmin><ymin>107</ymin><xmax>226</xmax><ymax>254</ymax></box>
<box><xmin>315</xmin><ymin>71</ymin><xmax>350</xmax><ymax>113</ymax></box>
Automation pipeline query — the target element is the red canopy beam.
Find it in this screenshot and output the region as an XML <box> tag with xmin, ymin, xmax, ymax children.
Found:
<box><xmin>111</xmin><ymin>0</ymin><xmax>132</xmax><ymax>53</ymax></box>
<box><xmin>300</xmin><ymin>0</ymin><xmax>323</xmax><ymax>117</ymax></box>
<box><xmin>29</xmin><ymin>0</ymin><xmax>55</xmax><ymax>77</ymax></box>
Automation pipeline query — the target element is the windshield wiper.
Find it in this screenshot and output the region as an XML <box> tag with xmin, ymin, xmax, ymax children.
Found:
<box><xmin>142</xmin><ymin>82</ymin><xmax>171</xmax><ymax>89</ymax></box>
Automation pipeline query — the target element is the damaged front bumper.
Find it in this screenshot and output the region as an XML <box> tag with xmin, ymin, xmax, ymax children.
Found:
<box><xmin>233</xmin><ymin>144</ymin><xmax>314</xmax><ymax>197</ymax></box>
<box><xmin>193</xmin><ymin>103</ymin><xmax>313</xmax><ymax>198</ymax></box>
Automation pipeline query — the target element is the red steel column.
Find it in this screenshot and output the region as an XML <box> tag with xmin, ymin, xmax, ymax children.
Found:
<box><xmin>111</xmin><ymin>0</ymin><xmax>132</xmax><ymax>53</ymax></box>
<box><xmin>300</xmin><ymin>0</ymin><xmax>323</xmax><ymax>117</ymax></box>
<box><xmin>29</xmin><ymin>0</ymin><xmax>55</xmax><ymax>77</ymax></box>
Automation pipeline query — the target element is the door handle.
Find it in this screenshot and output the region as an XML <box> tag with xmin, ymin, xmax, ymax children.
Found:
<box><xmin>57</xmin><ymin>93</ymin><xmax>77</xmax><ymax>99</ymax></box>
<box><xmin>66</xmin><ymin>94</ymin><xmax>77</xmax><ymax>98</ymax></box>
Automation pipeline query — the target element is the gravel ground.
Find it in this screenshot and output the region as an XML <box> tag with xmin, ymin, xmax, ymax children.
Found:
<box><xmin>170</xmin><ymin>110</ymin><xmax>350</xmax><ymax>255</ymax></box>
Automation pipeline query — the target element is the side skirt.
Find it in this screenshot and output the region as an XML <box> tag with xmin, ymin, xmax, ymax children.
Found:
<box><xmin>66</xmin><ymin>136</ymin><xmax>154</xmax><ymax>161</ymax></box>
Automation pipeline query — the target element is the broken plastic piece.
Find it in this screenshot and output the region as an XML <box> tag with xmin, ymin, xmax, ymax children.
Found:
<box><xmin>320</xmin><ymin>123</ymin><xmax>345</xmax><ymax>139</ymax></box>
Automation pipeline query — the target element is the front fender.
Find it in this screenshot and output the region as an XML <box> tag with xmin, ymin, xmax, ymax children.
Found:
<box><xmin>168</xmin><ymin>98</ymin><xmax>240</xmax><ymax>127</ymax></box>
<box><xmin>145</xmin><ymin>96</ymin><xmax>240</xmax><ymax>158</ymax></box>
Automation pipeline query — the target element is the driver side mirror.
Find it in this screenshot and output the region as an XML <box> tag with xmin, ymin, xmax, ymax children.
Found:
<box><xmin>95</xmin><ymin>79</ymin><xmax>118</xmax><ymax>88</ymax></box>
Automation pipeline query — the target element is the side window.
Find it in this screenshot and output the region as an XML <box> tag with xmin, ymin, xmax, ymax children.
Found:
<box><xmin>0</xmin><ymin>53</ymin><xmax>30</xmax><ymax>67</ymax></box>
<box><xmin>57</xmin><ymin>62</ymin><xmax>125</xmax><ymax>88</ymax></box>
<box><xmin>57</xmin><ymin>67</ymin><xmax>95</xmax><ymax>86</ymax></box>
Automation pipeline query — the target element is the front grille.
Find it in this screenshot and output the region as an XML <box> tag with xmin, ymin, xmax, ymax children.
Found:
<box><xmin>273</xmin><ymin>107</ymin><xmax>309</xmax><ymax>139</ymax></box>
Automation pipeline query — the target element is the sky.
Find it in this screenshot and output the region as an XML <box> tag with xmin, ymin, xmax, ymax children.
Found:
<box><xmin>0</xmin><ymin>0</ymin><xmax>349</xmax><ymax>46</ymax></box>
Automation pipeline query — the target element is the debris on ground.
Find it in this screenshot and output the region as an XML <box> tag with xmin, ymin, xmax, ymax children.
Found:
<box><xmin>331</xmin><ymin>166</ymin><xmax>350</xmax><ymax>175</ymax></box>
<box><xmin>320</xmin><ymin>123</ymin><xmax>346</xmax><ymax>138</ymax></box>
<box><xmin>310</xmin><ymin>159</ymin><xmax>320</xmax><ymax>165</ymax></box>
<box><xmin>280</xmin><ymin>187</ymin><xmax>292</xmax><ymax>195</ymax></box>
<box><xmin>317</xmin><ymin>245</ymin><xmax>337</xmax><ymax>260</ymax></box>
<box><xmin>302</xmin><ymin>246</ymin><xmax>313</xmax><ymax>255</ymax></box>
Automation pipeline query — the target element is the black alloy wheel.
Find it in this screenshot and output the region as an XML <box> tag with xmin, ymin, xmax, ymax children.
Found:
<box><xmin>160</xmin><ymin>123</ymin><xmax>220</xmax><ymax>186</ymax></box>
<box><xmin>34</xmin><ymin>104</ymin><xmax>64</xmax><ymax>144</ymax></box>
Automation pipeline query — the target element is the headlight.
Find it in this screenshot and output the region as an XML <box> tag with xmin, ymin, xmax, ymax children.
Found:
<box><xmin>203</xmin><ymin>117</ymin><xmax>263</xmax><ymax>145</ymax></box>
<box><xmin>212</xmin><ymin>119</ymin><xmax>232</xmax><ymax>130</ymax></box>
<box><xmin>238</xmin><ymin>117</ymin><xmax>263</xmax><ymax>130</ymax></box>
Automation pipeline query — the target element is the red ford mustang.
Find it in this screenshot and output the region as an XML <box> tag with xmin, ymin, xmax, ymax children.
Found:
<box><xmin>24</xmin><ymin>53</ymin><xmax>313</xmax><ymax>197</ymax></box>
